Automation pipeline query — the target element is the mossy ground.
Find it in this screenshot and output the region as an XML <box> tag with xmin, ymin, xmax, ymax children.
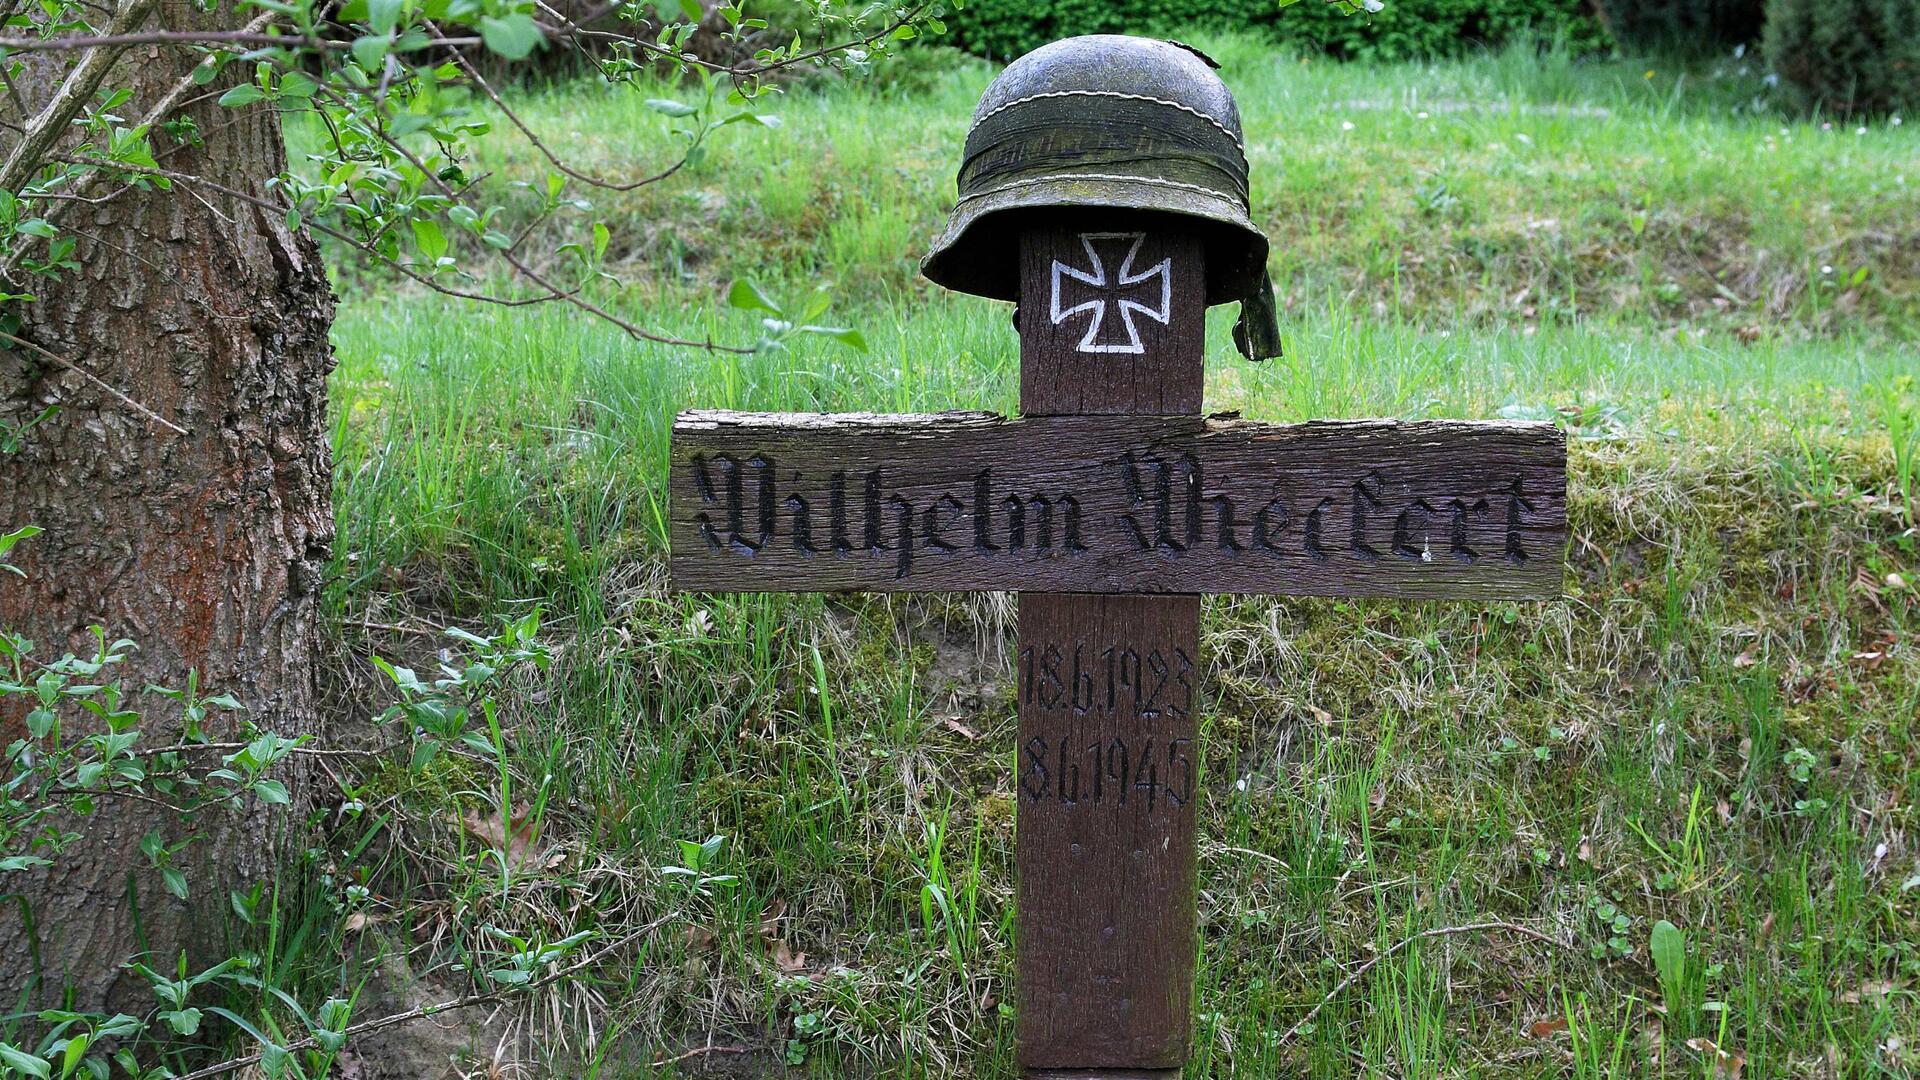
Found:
<box><xmin>305</xmin><ymin>34</ymin><xmax>1919</xmax><ymax>1078</ymax></box>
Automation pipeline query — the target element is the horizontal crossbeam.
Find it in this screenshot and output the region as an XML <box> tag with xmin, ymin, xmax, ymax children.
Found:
<box><xmin>670</xmin><ymin>410</ymin><xmax>1566</xmax><ymax>599</ymax></box>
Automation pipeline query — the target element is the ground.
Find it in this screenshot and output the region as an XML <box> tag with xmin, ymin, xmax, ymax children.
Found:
<box><xmin>305</xmin><ymin>34</ymin><xmax>1916</xmax><ymax>1078</ymax></box>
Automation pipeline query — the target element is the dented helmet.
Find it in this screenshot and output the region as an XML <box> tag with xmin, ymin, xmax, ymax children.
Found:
<box><xmin>920</xmin><ymin>34</ymin><xmax>1280</xmax><ymax>360</ymax></box>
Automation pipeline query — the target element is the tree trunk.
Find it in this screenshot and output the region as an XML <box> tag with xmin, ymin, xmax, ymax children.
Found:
<box><xmin>0</xmin><ymin>2</ymin><xmax>334</xmax><ymax>1010</ymax></box>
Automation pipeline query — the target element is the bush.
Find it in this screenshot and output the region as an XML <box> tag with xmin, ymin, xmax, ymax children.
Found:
<box><xmin>1764</xmin><ymin>0</ymin><xmax>1920</xmax><ymax>115</ymax></box>
<box><xmin>1261</xmin><ymin>0</ymin><xmax>1608</xmax><ymax>61</ymax></box>
<box><xmin>938</xmin><ymin>0</ymin><xmax>1607</xmax><ymax>63</ymax></box>
<box><xmin>1594</xmin><ymin>0</ymin><xmax>1765</xmax><ymax>51</ymax></box>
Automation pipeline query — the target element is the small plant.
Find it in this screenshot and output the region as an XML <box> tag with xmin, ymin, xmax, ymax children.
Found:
<box><xmin>370</xmin><ymin>611</ymin><xmax>548</xmax><ymax>771</ymax></box>
<box><xmin>1584</xmin><ymin>893</ymin><xmax>1635</xmax><ymax>959</ymax></box>
<box><xmin>1625</xmin><ymin>784</ymin><xmax>1710</xmax><ymax>890</ymax></box>
<box><xmin>1783</xmin><ymin>745</ymin><xmax>1817</xmax><ymax>783</ymax></box>
<box><xmin>1649</xmin><ymin>919</ymin><xmax>1701</xmax><ymax>1037</ymax></box>
<box><xmin>660</xmin><ymin>833</ymin><xmax>740</xmax><ymax>896</ymax></box>
<box><xmin>1413</xmin><ymin>177</ymin><xmax>1463</xmax><ymax>218</ymax></box>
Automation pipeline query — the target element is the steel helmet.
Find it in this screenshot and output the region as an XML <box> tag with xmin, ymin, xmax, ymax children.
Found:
<box><xmin>921</xmin><ymin>35</ymin><xmax>1280</xmax><ymax>360</ymax></box>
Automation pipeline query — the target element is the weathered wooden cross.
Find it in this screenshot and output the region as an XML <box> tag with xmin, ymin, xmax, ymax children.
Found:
<box><xmin>670</xmin><ymin>36</ymin><xmax>1566</xmax><ymax>1079</ymax></box>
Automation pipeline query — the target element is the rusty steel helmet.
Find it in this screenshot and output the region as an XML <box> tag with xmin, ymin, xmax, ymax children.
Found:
<box><xmin>921</xmin><ymin>34</ymin><xmax>1280</xmax><ymax>360</ymax></box>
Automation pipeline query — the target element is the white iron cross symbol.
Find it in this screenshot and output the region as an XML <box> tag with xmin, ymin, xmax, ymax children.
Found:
<box><xmin>1049</xmin><ymin>232</ymin><xmax>1173</xmax><ymax>354</ymax></box>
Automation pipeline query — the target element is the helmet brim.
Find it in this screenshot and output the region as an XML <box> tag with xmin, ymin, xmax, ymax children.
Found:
<box><xmin>920</xmin><ymin>176</ymin><xmax>1268</xmax><ymax>307</ymax></box>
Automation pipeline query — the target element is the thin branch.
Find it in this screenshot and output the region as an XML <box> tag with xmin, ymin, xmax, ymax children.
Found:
<box><xmin>0</xmin><ymin>0</ymin><xmax>160</xmax><ymax>195</ymax></box>
<box><xmin>0</xmin><ymin>29</ymin><xmax>455</xmax><ymax>52</ymax></box>
<box><xmin>310</xmin><ymin>102</ymin><xmax>753</xmax><ymax>353</ymax></box>
<box><xmin>0</xmin><ymin>57</ymin><xmax>30</xmax><ymax>118</ymax></box>
<box><xmin>123</xmin><ymin>739</ymin><xmax>398</xmax><ymax>761</ymax></box>
<box><xmin>446</xmin><ymin>40</ymin><xmax>688</xmax><ymax>193</ymax></box>
<box><xmin>1278</xmin><ymin>921</ymin><xmax>1570</xmax><ymax>1046</ymax></box>
<box><xmin>550</xmin><ymin>0</ymin><xmax>932</xmax><ymax>80</ymax></box>
<box><xmin>650</xmin><ymin>1045</ymin><xmax>752</xmax><ymax>1068</ymax></box>
<box><xmin>0</xmin><ymin>0</ymin><xmax>930</xmax><ymax>81</ymax></box>
<box><xmin>0</xmin><ymin>329</ymin><xmax>188</xmax><ymax>434</ymax></box>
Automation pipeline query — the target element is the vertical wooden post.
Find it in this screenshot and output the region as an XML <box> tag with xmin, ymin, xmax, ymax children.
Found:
<box><xmin>1015</xmin><ymin>216</ymin><xmax>1205</xmax><ymax>1076</ymax></box>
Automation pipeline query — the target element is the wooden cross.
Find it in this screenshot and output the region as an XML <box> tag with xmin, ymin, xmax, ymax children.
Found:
<box><xmin>671</xmin><ymin>213</ymin><xmax>1566</xmax><ymax>1076</ymax></box>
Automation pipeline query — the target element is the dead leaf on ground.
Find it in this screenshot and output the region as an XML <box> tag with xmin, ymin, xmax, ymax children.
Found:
<box><xmin>1527</xmin><ymin>1017</ymin><xmax>1570</xmax><ymax>1039</ymax></box>
<box><xmin>459</xmin><ymin>803</ymin><xmax>561</xmax><ymax>871</ymax></box>
<box><xmin>759</xmin><ymin>898</ymin><xmax>787</xmax><ymax>938</ymax></box>
<box><xmin>1308</xmin><ymin>705</ymin><xmax>1333</xmax><ymax>724</ymax></box>
<box><xmin>1839</xmin><ymin>979</ymin><xmax>1905</xmax><ymax>1004</ymax></box>
<box><xmin>940</xmin><ymin>716</ymin><xmax>981</xmax><ymax>740</ymax></box>
<box><xmin>343</xmin><ymin>910</ymin><xmax>387</xmax><ymax>934</ymax></box>
<box><xmin>1732</xmin><ymin>645</ymin><xmax>1759</xmax><ymax>668</ymax></box>
<box><xmin>681</xmin><ymin>923</ymin><xmax>715</xmax><ymax>978</ymax></box>
<box><xmin>758</xmin><ymin>897</ymin><xmax>807</xmax><ymax>973</ymax></box>
<box><xmin>771</xmin><ymin>938</ymin><xmax>808</xmax><ymax>973</ymax></box>
<box><xmin>1687</xmin><ymin>1037</ymin><xmax>1747</xmax><ymax>1078</ymax></box>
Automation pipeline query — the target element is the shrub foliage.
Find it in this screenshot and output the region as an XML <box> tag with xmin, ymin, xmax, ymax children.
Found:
<box><xmin>1764</xmin><ymin>0</ymin><xmax>1920</xmax><ymax>115</ymax></box>
<box><xmin>940</xmin><ymin>0</ymin><xmax>1607</xmax><ymax>62</ymax></box>
<box><xmin>1594</xmin><ymin>0</ymin><xmax>1766</xmax><ymax>50</ymax></box>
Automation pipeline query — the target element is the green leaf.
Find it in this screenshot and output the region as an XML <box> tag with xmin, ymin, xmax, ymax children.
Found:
<box><xmin>0</xmin><ymin>1043</ymin><xmax>50</xmax><ymax>1080</ymax></box>
<box><xmin>591</xmin><ymin>222</ymin><xmax>609</xmax><ymax>262</ymax></box>
<box><xmin>645</xmin><ymin>98</ymin><xmax>698</xmax><ymax>117</ymax></box>
<box><xmin>366</xmin><ymin>0</ymin><xmax>402</xmax><ymax>33</ymax></box>
<box><xmin>0</xmin><ymin>855</ymin><xmax>51</xmax><ymax>872</ymax></box>
<box><xmin>478</xmin><ymin>14</ymin><xmax>543</xmax><ymax>60</ymax></box>
<box><xmin>58</xmin><ymin>1032</ymin><xmax>87</xmax><ymax>1080</ymax></box>
<box><xmin>676</xmin><ymin>0</ymin><xmax>701</xmax><ymax>20</ymax></box>
<box><xmin>216</xmin><ymin>84</ymin><xmax>268</xmax><ymax>108</ymax></box>
<box><xmin>162</xmin><ymin>867</ymin><xmax>188</xmax><ymax>900</ymax></box>
<box><xmin>412</xmin><ymin>218</ymin><xmax>447</xmax><ymax>263</ymax></box>
<box><xmin>804</xmin><ymin>326</ymin><xmax>867</xmax><ymax>353</ymax></box>
<box><xmin>351</xmin><ymin>34</ymin><xmax>390</xmax><ymax>71</ymax></box>
<box><xmin>726</xmin><ymin>279</ymin><xmax>782</xmax><ymax>316</ymax></box>
<box><xmin>161</xmin><ymin>1007</ymin><xmax>201</xmax><ymax>1036</ymax></box>
<box><xmin>1650</xmin><ymin>919</ymin><xmax>1684</xmax><ymax>992</ymax></box>
<box><xmin>253</xmin><ymin>779</ymin><xmax>290</xmax><ymax>804</ymax></box>
<box><xmin>0</xmin><ymin>524</ymin><xmax>42</xmax><ymax>558</ymax></box>
<box><xmin>278</xmin><ymin>71</ymin><xmax>318</xmax><ymax>99</ymax></box>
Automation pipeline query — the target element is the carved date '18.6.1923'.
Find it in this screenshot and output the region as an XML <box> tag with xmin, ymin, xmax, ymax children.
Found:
<box><xmin>669</xmin><ymin>410</ymin><xmax>1568</xmax><ymax>599</ymax></box>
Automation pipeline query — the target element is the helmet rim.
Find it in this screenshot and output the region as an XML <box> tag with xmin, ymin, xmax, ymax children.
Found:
<box><xmin>921</xmin><ymin>175</ymin><xmax>1268</xmax><ymax>307</ymax></box>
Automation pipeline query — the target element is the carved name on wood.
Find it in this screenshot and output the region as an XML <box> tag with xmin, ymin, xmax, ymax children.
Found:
<box><xmin>670</xmin><ymin>411</ymin><xmax>1568</xmax><ymax>598</ymax></box>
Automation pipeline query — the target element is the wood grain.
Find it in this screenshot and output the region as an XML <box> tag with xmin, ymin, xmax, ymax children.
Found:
<box><xmin>1015</xmin><ymin>593</ymin><xmax>1200</xmax><ymax>1070</ymax></box>
<box><xmin>1016</xmin><ymin>222</ymin><xmax>1204</xmax><ymax>1075</ymax></box>
<box><xmin>1018</xmin><ymin>220</ymin><xmax>1206</xmax><ymax>416</ymax></box>
<box><xmin>668</xmin><ymin>411</ymin><xmax>1568</xmax><ymax>599</ymax></box>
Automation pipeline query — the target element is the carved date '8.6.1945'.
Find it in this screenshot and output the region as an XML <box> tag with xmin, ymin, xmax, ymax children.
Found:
<box><xmin>669</xmin><ymin>411</ymin><xmax>1567</xmax><ymax>599</ymax></box>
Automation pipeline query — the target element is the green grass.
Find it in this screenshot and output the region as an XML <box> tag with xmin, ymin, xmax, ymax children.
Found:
<box><xmin>312</xmin><ymin>36</ymin><xmax>1920</xmax><ymax>1078</ymax></box>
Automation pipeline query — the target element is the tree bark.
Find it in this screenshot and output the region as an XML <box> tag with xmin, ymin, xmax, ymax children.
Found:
<box><xmin>0</xmin><ymin>1</ymin><xmax>334</xmax><ymax>1010</ymax></box>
